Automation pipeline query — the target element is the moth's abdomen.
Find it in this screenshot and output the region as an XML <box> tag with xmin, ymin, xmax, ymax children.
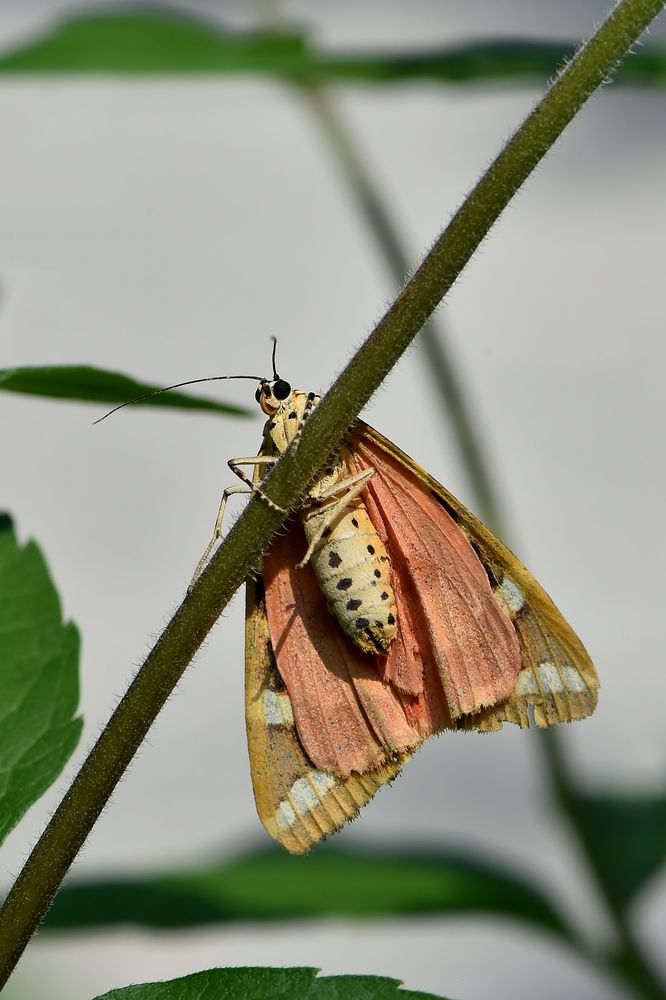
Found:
<box><xmin>302</xmin><ymin>500</ymin><xmax>397</xmax><ymax>655</ymax></box>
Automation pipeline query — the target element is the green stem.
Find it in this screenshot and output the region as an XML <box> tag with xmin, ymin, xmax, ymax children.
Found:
<box><xmin>300</xmin><ymin>85</ymin><xmax>504</xmax><ymax>533</ymax></box>
<box><xmin>0</xmin><ymin>0</ymin><xmax>661</xmax><ymax>987</ymax></box>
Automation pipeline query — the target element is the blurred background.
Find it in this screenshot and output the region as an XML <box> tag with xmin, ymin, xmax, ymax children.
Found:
<box><xmin>0</xmin><ymin>1</ymin><xmax>665</xmax><ymax>998</ymax></box>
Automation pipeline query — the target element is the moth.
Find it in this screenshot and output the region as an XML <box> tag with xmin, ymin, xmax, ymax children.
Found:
<box><xmin>190</xmin><ymin>368</ymin><xmax>599</xmax><ymax>855</ymax></box>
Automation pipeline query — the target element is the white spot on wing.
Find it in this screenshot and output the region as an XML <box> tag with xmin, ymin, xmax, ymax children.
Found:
<box><xmin>274</xmin><ymin>770</ymin><xmax>337</xmax><ymax>830</ymax></box>
<box><xmin>309</xmin><ymin>770</ymin><xmax>337</xmax><ymax>796</ymax></box>
<box><xmin>290</xmin><ymin>777</ymin><xmax>320</xmax><ymax>815</ymax></box>
<box><xmin>290</xmin><ymin>771</ymin><xmax>335</xmax><ymax>814</ymax></box>
<box><xmin>276</xmin><ymin>800</ymin><xmax>297</xmax><ymax>830</ymax></box>
<box><xmin>515</xmin><ymin>669</ymin><xmax>539</xmax><ymax>695</ymax></box>
<box><xmin>496</xmin><ymin>576</ymin><xmax>525</xmax><ymax>616</ymax></box>
<box><xmin>562</xmin><ymin>664</ymin><xmax>585</xmax><ymax>693</ymax></box>
<box><xmin>515</xmin><ymin>663</ymin><xmax>585</xmax><ymax>700</ymax></box>
<box><xmin>263</xmin><ymin>690</ymin><xmax>294</xmax><ymax>726</ymax></box>
<box><xmin>538</xmin><ymin>662</ymin><xmax>564</xmax><ymax>693</ymax></box>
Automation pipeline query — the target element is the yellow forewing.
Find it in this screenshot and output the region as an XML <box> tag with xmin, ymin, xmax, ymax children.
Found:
<box><xmin>353</xmin><ymin>422</ymin><xmax>599</xmax><ymax>731</ymax></box>
<box><xmin>244</xmin><ymin>575</ymin><xmax>405</xmax><ymax>853</ymax></box>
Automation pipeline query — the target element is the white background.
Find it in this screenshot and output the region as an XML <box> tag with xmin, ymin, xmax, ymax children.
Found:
<box><xmin>1</xmin><ymin>1</ymin><xmax>665</xmax><ymax>998</ymax></box>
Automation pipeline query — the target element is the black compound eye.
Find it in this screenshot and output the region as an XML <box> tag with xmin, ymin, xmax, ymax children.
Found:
<box><xmin>255</xmin><ymin>387</ymin><xmax>262</xmax><ymax>403</ymax></box>
<box><xmin>273</xmin><ymin>379</ymin><xmax>291</xmax><ymax>400</ymax></box>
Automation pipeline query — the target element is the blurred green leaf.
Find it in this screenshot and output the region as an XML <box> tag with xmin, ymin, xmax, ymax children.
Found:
<box><xmin>572</xmin><ymin>790</ymin><xmax>666</xmax><ymax>910</ymax></box>
<box><xmin>0</xmin><ymin>366</ymin><xmax>251</xmax><ymax>417</ymax></box>
<box><xmin>43</xmin><ymin>844</ymin><xmax>574</xmax><ymax>942</ymax></box>
<box><xmin>0</xmin><ymin>9</ymin><xmax>663</xmax><ymax>85</ymax></box>
<box><xmin>93</xmin><ymin>966</ymin><xmax>449</xmax><ymax>999</ymax></box>
<box><xmin>0</xmin><ymin>514</ymin><xmax>82</xmax><ymax>844</ymax></box>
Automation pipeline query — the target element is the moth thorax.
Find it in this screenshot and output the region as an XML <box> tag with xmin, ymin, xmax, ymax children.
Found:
<box><xmin>302</xmin><ymin>498</ymin><xmax>397</xmax><ymax>655</ymax></box>
<box><xmin>266</xmin><ymin>391</ymin><xmax>315</xmax><ymax>455</ymax></box>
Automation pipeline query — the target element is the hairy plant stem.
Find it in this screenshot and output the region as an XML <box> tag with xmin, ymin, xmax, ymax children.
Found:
<box><xmin>0</xmin><ymin>0</ymin><xmax>662</xmax><ymax>988</ymax></box>
<box><xmin>298</xmin><ymin>50</ymin><xmax>665</xmax><ymax>1000</ymax></box>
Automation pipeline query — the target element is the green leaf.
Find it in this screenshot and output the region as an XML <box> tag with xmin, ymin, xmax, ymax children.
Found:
<box><xmin>0</xmin><ymin>11</ymin><xmax>310</xmax><ymax>76</ymax></box>
<box><xmin>0</xmin><ymin>514</ymin><xmax>82</xmax><ymax>843</ymax></box>
<box><xmin>43</xmin><ymin>844</ymin><xmax>574</xmax><ymax>942</ymax></box>
<box><xmin>92</xmin><ymin>966</ymin><xmax>450</xmax><ymax>1000</ymax></box>
<box><xmin>572</xmin><ymin>790</ymin><xmax>666</xmax><ymax>910</ymax></box>
<box><xmin>0</xmin><ymin>366</ymin><xmax>251</xmax><ymax>418</ymax></box>
<box><xmin>0</xmin><ymin>9</ymin><xmax>663</xmax><ymax>86</ymax></box>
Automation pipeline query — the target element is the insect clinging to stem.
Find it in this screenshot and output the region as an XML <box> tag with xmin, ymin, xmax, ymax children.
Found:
<box><xmin>99</xmin><ymin>340</ymin><xmax>599</xmax><ymax>854</ymax></box>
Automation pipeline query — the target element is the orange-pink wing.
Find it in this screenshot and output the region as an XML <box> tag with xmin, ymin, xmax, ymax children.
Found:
<box><xmin>263</xmin><ymin>528</ymin><xmax>424</xmax><ymax>777</ymax></box>
<box><xmin>347</xmin><ymin>430</ymin><xmax>522</xmax><ymax>720</ymax></box>
<box><xmin>263</xmin><ymin>433</ymin><xmax>521</xmax><ymax>778</ymax></box>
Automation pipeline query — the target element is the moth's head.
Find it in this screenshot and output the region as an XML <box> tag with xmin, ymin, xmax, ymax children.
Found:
<box><xmin>255</xmin><ymin>376</ymin><xmax>292</xmax><ymax>415</ymax></box>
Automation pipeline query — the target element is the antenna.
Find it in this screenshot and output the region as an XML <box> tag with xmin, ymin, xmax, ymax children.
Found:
<box><xmin>271</xmin><ymin>336</ymin><xmax>279</xmax><ymax>379</ymax></box>
<box><xmin>93</xmin><ymin>374</ymin><xmax>262</xmax><ymax>425</ymax></box>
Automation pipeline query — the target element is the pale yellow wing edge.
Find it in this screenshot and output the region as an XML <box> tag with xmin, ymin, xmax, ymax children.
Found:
<box><xmin>245</xmin><ymin>575</ymin><xmax>406</xmax><ymax>853</ymax></box>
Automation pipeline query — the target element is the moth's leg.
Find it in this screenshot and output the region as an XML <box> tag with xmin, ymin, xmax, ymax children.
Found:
<box><xmin>189</xmin><ymin>455</ymin><xmax>283</xmax><ymax>590</ymax></box>
<box><xmin>298</xmin><ymin>468</ymin><xmax>375</xmax><ymax>568</ymax></box>
<box><xmin>290</xmin><ymin>392</ymin><xmax>318</xmax><ymax>452</ymax></box>
<box><xmin>227</xmin><ymin>455</ymin><xmax>284</xmax><ymax>513</ymax></box>
<box><xmin>189</xmin><ymin>484</ymin><xmax>254</xmax><ymax>589</ymax></box>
